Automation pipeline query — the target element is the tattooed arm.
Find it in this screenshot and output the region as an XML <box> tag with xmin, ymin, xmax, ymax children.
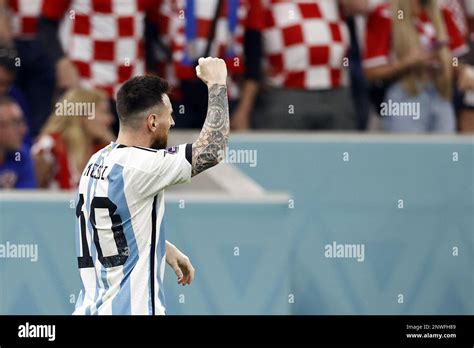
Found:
<box><xmin>191</xmin><ymin>57</ymin><xmax>229</xmax><ymax>177</ymax></box>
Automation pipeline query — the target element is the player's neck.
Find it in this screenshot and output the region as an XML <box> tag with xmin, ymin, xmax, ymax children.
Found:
<box><xmin>116</xmin><ymin>131</ymin><xmax>151</xmax><ymax>148</ymax></box>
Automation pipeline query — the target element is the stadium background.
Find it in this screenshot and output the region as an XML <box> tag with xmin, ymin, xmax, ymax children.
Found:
<box><xmin>1</xmin><ymin>134</ymin><xmax>472</xmax><ymax>314</ymax></box>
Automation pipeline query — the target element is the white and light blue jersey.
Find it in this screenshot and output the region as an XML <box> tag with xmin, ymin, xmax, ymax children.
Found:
<box><xmin>73</xmin><ymin>142</ymin><xmax>192</xmax><ymax>315</ymax></box>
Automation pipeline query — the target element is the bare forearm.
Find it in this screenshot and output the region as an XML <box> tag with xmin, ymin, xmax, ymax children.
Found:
<box><xmin>238</xmin><ymin>80</ymin><xmax>259</xmax><ymax>113</ymax></box>
<box><xmin>340</xmin><ymin>0</ymin><xmax>369</xmax><ymax>15</ymax></box>
<box><xmin>364</xmin><ymin>59</ymin><xmax>413</xmax><ymax>82</ymax></box>
<box><xmin>191</xmin><ymin>84</ymin><xmax>229</xmax><ymax>176</ymax></box>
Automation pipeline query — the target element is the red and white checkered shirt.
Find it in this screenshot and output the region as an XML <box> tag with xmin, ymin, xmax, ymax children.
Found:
<box><xmin>158</xmin><ymin>0</ymin><xmax>263</xmax><ymax>99</ymax></box>
<box><xmin>9</xmin><ymin>0</ymin><xmax>43</xmax><ymax>38</ymax></box>
<box><xmin>42</xmin><ymin>0</ymin><xmax>158</xmax><ymax>98</ymax></box>
<box><xmin>262</xmin><ymin>0</ymin><xmax>350</xmax><ymax>90</ymax></box>
<box><xmin>364</xmin><ymin>3</ymin><xmax>469</xmax><ymax>68</ymax></box>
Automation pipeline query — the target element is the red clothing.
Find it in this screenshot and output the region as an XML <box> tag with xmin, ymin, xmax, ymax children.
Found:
<box><xmin>32</xmin><ymin>132</ymin><xmax>105</xmax><ymax>189</ymax></box>
<box><xmin>364</xmin><ymin>3</ymin><xmax>468</xmax><ymax>69</ymax></box>
<box><xmin>158</xmin><ymin>0</ymin><xmax>263</xmax><ymax>99</ymax></box>
<box><xmin>440</xmin><ymin>0</ymin><xmax>468</xmax><ymax>37</ymax></box>
<box><xmin>9</xmin><ymin>0</ymin><xmax>42</xmax><ymax>38</ymax></box>
<box><xmin>42</xmin><ymin>0</ymin><xmax>159</xmax><ymax>98</ymax></box>
<box><xmin>262</xmin><ymin>0</ymin><xmax>350</xmax><ymax>90</ymax></box>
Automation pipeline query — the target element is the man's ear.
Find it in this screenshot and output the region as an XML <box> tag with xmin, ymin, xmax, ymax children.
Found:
<box><xmin>147</xmin><ymin>113</ymin><xmax>158</xmax><ymax>131</ymax></box>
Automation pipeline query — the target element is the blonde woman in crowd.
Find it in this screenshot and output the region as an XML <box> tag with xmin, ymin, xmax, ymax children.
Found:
<box><xmin>32</xmin><ymin>88</ymin><xmax>114</xmax><ymax>189</ymax></box>
<box><xmin>364</xmin><ymin>0</ymin><xmax>474</xmax><ymax>133</ymax></box>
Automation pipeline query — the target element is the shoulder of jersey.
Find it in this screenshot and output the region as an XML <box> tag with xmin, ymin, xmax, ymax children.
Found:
<box><xmin>111</xmin><ymin>144</ymin><xmax>165</xmax><ymax>173</ymax></box>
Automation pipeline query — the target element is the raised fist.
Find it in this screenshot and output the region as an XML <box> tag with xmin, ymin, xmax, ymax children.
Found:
<box><xmin>195</xmin><ymin>57</ymin><xmax>227</xmax><ymax>86</ymax></box>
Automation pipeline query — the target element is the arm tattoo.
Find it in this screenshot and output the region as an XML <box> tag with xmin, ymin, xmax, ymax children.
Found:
<box><xmin>191</xmin><ymin>84</ymin><xmax>229</xmax><ymax>176</ymax></box>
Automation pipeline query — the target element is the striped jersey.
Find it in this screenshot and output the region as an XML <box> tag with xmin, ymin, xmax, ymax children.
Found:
<box><xmin>73</xmin><ymin>142</ymin><xmax>192</xmax><ymax>315</ymax></box>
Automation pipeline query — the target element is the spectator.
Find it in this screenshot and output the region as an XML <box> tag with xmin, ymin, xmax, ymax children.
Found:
<box><xmin>352</xmin><ymin>0</ymin><xmax>389</xmax><ymax>131</ymax></box>
<box><xmin>452</xmin><ymin>0</ymin><xmax>474</xmax><ymax>133</ymax></box>
<box><xmin>347</xmin><ymin>15</ymin><xmax>370</xmax><ymax>130</ymax></box>
<box><xmin>0</xmin><ymin>95</ymin><xmax>36</xmax><ymax>188</ymax></box>
<box><xmin>156</xmin><ymin>0</ymin><xmax>263</xmax><ymax>129</ymax></box>
<box><xmin>0</xmin><ymin>48</ymin><xmax>16</xmax><ymax>96</ymax></box>
<box><xmin>363</xmin><ymin>0</ymin><xmax>474</xmax><ymax>133</ymax></box>
<box><xmin>0</xmin><ymin>46</ymin><xmax>32</xmax><ymax>144</ymax></box>
<box><xmin>31</xmin><ymin>88</ymin><xmax>114</xmax><ymax>189</ymax></box>
<box><xmin>241</xmin><ymin>0</ymin><xmax>368</xmax><ymax>130</ymax></box>
<box><xmin>37</xmin><ymin>0</ymin><xmax>160</xmax><ymax>134</ymax></box>
<box><xmin>0</xmin><ymin>0</ymin><xmax>55</xmax><ymax>138</ymax></box>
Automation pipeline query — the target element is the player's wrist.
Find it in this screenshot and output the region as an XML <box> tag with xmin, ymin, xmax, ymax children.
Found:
<box><xmin>207</xmin><ymin>81</ymin><xmax>227</xmax><ymax>88</ymax></box>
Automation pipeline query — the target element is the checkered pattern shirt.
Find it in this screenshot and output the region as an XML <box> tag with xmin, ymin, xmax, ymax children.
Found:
<box><xmin>261</xmin><ymin>0</ymin><xmax>350</xmax><ymax>90</ymax></box>
<box><xmin>9</xmin><ymin>0</ymin><xmax>42</xmax><ymax>38</ymax></box>
<box><xmin>158</xmin><ymin>0</ymin><xmax>262</xmax><ymax>99</ymax></box>
<box><xmin>42</xmin><ymin>0</ymin><xmax>158</xmax><ymax>98</ymax></box>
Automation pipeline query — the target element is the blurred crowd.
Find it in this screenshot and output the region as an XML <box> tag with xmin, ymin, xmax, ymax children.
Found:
<box><xmin>0</xmin><ymin>0</ymin><xmax>473</xmax><ymax>189</ymax></box>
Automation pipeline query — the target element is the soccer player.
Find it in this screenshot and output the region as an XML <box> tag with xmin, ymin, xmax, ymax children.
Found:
<box><xmin>73</xmin><ymin>57</ymin><xmax>229</xmax><ymax>315</ymax></box>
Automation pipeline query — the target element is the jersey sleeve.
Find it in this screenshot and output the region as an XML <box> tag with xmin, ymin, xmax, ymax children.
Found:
<box><xmin>135</xmin><ymin>143</ymin><xmax>192</xmax><ymax>196</ymax></box>
<box><xmin>442</xmin><ymin>7</ymin><xmax>469</xmax><ymax>57</ymax></box>
<box><xmin>363</xmin><ymin>5</ymin><xmax>392</xmax><ymax>68</ymax></box>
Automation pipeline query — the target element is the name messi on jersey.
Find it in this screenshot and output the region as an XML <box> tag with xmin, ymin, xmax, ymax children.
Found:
<box><xmin>83</xmin><ymin>163</ymin><xmax>108</xmax><ymax>180</ymax></box>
